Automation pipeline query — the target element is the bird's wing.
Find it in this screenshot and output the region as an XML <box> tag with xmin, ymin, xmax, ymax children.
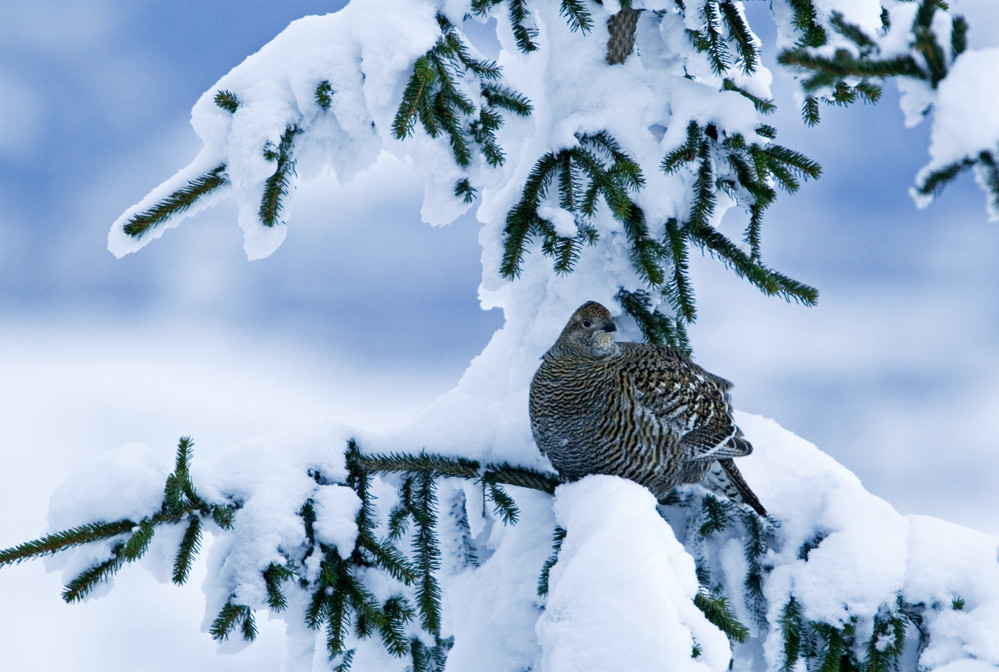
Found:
<box><xmin>682</xmin><ymin>426</ymin><xmax>750</xmax><ymax>460</ymax></box>
<box><xmin>617</xmin><ymin>344</ymin><xmax>746</xmax><ymax>459</ymax></box>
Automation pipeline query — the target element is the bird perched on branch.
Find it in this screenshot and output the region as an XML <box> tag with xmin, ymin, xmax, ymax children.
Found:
<box><xmin>529</xmin><ymin>301</ymin><xmax>766</xmax><ymax>516</ymax></box>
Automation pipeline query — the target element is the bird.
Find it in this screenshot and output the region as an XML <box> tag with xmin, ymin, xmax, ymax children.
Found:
<box><xmin>529</xmin><ymin>301</ymin><xmax>766</xmax><ymax>516</ymax></box>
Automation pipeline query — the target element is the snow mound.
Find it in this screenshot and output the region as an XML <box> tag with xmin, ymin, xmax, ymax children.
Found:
<box><xmin>39</xmin><ymin>411</ymin><xmax>999</xmax><ymax>672</ymax></box>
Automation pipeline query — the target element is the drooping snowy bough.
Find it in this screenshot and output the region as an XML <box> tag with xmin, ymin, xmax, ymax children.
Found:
<box><xmin>6</xmin><ymin>1</ymin><xmax>999</xmax><ymax>671</ymax></box>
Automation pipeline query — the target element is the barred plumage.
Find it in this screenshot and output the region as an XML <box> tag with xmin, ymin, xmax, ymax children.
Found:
<box><xmin>529</xmin><ymin>301</ymin><xmax>766</xmax><ymax>516</ymax></box>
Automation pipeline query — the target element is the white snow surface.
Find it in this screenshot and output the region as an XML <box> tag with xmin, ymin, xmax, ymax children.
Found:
<box><xmin>42</xmin><ymin>408</ymin><xmax>999</xmax><ymax>671</ymax></box>
<box><xmin>539</xmin><ymin>476</ymin><xmax>730</xmax><ymax>672</ymax></box>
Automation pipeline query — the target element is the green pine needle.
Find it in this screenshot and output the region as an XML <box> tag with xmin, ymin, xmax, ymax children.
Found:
<box><xmin>119</xmin><ymin>518</ymin><xmax>155</xmax><ymax>561</ymax></box>
<box><xmin>694</xmin><ymin>590</ymin><xmax>750</xmax><ymax>643</ymax></box>
<box><xmin>259</xmin><ymin>125</ymin><xmax>301</xmax><ymax>228</ymax></box>
<box><xmin>508</xmin><ymin>0</ymin><xmax>539</xmax><ymax>52</ymax></box>
<box><xmin>0</xmin><ymin>520</ymin><xmax>136</xmax><ymax>567</ymax></box>
<box><xmin>172</xmin><ymin>515</ymin><xmax>202</xmax><ymax>585</ymax></box>
<box><xmin>263</xmin><ymin>562</ymin><xmax>294</xmax><ymax>611</ymax></box>
<box><xmin>122</xmin><ymin>164</ymin><xmax>228</xmax><ymax>239</ymax></box>
<box><xmin>316</xmin><ymin>80</ymin><xmax>335</xmax><ymax>110</ymax></box>
<box><xmin>211</xmin><ymin>504</ymin><xmax>236</xmax><ymax>530</ymax></box>
<box><xmin>334</xmin><ymin>649</ymin><xmax>356</xmax><ymax>672</ymax></box>
<box><xmin>699</xmin><ymin>495</ymin><xmax>729</xmax><ymax>537</ymax></box>
<box><xmin>537</xmin><ymin>526</ymin><xmax>567</xmax><ymax>597</ymax></box>
<box><xmin>718</xmin><ymin>1</ymin><xmax>759</xmax><ymax>73</ymax></box>
<box><xmin>214</xmin><ymin>90</ymin><xmax>240</xmax><ymax>113</ymax></box>
<box><xmin>62</xmin><ymin>552</ymin><xmax>126</xmax><ymax>603</ymax></box>
<box><xmin>559</xmin><ymin>0</ymin><xmax>593</xmax><ymax>33</ymax></box>
<box><xmin>412</xmin><ymin>471</ymin><xmax>443</xmax><ymax>635</ymax></box>
<box><xmin>722</xmin><ymin>79</ymin><xmax>775</xmax><ymax>114</ymax></box>
<box><xmin>484</xmin><ymin>482</ymin><xmax>520</xmax><ymax>524</ymax></box>
<box><xmin>780</xmin><ymin>597</ymin><xmax>803</xmax><ymax>672</ymax></box>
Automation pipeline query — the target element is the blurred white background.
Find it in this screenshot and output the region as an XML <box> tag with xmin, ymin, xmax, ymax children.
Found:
<box><xmin>2</xmin><ymin>1</ymin><xmax>998</xmax><ymax>670</ymax></box>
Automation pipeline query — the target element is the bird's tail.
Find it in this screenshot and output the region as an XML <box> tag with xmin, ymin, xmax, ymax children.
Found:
<box><xmin>702</xmin><ymin>458</ymin><xmax>767</xmax><ymax>517</ymax></box>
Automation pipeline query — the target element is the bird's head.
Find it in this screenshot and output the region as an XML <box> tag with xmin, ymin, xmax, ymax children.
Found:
<box><xmin>554</xmin><ymin>301</ymin><xmax>619</xmax><ymax>358</ymax></box>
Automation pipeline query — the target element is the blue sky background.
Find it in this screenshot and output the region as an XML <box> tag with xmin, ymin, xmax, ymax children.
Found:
<box><xmin>2</xmin><ymin>1</ymin><xmax>998</xmax><ymax>669</ymax></box>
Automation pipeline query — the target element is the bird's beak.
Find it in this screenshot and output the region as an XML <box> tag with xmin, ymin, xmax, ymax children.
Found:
<box><xmin>603</xmin><ymin>322</ymin><xmax>617</xmax><ymax>333</ymax></box>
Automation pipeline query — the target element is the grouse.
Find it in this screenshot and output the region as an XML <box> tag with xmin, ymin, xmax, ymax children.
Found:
<box><xmin>529</xmin><ymin>301</ymin><xmax>766</xmax><ymax>516</ymax></box>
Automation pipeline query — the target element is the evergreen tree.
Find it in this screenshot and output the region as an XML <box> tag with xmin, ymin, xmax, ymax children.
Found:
<box><xmin>7</xmin><ymin>1</ymin><xmax>999</xmax><ymax>670</ymax></box>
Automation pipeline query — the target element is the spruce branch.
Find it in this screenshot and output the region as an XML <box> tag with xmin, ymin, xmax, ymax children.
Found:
<box><xmin>263</xmin><ymin>562</ymin><xmax>295</xmax><ymax>611</ymax></box>
<box><xmin>172</xmin><ymin>515</ymin><xmax>201</xmax><ymax>585</ymax></box>
<box><xmin>214</xmin><ymin>90</ymin><xmax>240</xmax><ymax>113</ymax></box>
<box><xmin>718</xmin><ymin>1</ymin><xmax>758</xmax><ymax>74</ymax></box>
<box><xmin>0</xmin><ymin>520</ymin><xmax>136</xmax><ymax>567</ymax></box>
<box><xmin>119</xmin><ymin>518</ymin><xmax>155</xmax><ymax>561</ymax></box>
<box><xmin>698</xmin><ymin>495</ymin><xmax>730</xmax><ymax>537</ymax></box>
<box><xmin>316</xmin><ymin>80</ymin><xmax>335</xmax><ymax>110</ymax></box>
<box><xmin>392</xmin><ymin>13</ymin><xmax>531</xmax><ymax>173</ymax></box>
<box><xmin>616</xmin><ymin>287</ymin><xmax>691</xmax><ymax>353</ymax></box>
<box><xmin>501</xmin><ymin>132</ymin><xmax>644</xmax><ymax>279</ymax></box>
<box><xmin>508</xmin><ymin>0</ymin><xmax>540</xmax><ymax>53</ymax></box>
<box><xmin>122</xmin><ymin>164</ymin><xmax>228</xmax><ymax>239</ymax></box>
<box><xmin>62</xmin><ymin>553</ymin><xmax>126</xmax><ymax>603</ymax></box>
<box><xmin>483</xmin><ymin>482</ymin><xmax>520</xmax><ymax>524</ymax></box>
<box><xmin>412</xmin><ymin>471</ymin><xmax>443</xmax><ymax>635</ymax></box>
<box><xmin>259</xmin><ymin>124</ymin><xmax>301</xmax><ymax>228</ymax></box>
<box><xmin>694</xmin><ymin>589</ymin><xmax>750</xmax><ymax>643</ymax></box>
<box><xmin>559</xmin><ymin>0</ymin><xmax>593</xmax><ymax>33</ymax></box>
<box><xmin>723</xmin><ymin>79</ymin><xmax>775</xmax><ymax>114</ymax></box>
<box><xmin>780</xmin><ymin>597</ymin><xmax>804</xmax><ymax>672</ymax></box>
<box><xmin>537</xmin><ymin>526</ymin><xmax>566</xmax><ymax>597</ymax></box>
<box><xmin>211</xmin><ymin>598</ymin><xmax>257</xmax><ymax>642</ymax></box>
<box><xmin>482</xmin><ymin>462</ymin><xmax>560</xmax><ymax>494</ymax></box>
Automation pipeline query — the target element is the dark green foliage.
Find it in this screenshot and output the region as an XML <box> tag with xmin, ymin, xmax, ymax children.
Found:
<box><xmin>392</xmin><ymin>13</ymin><xmax>531</xmax><ymax>177</ymax></box>
<box><xmin>211</xmin><ymin>598</ymin><xmax>257</xmax><ymax>642</ymax></box>
<box><xmin>334</xmin><ymin>649</ymin><xmax>356</xmax><ymax>672</ymax></box>
<box><xmin>616</xmin><ymin>288</ymin><xmax>691</xmax><ymax>354</ymax></box>
<box><xmin>0</xmin><ymin>519</ymin><xmax>137</xmax><ymax>567</ymax></box>
<box><xmin>263</xmin><ymin>562</ymin><xmax>295</xmax><ymax>611</ymax></box>
<box><xmin>723</xmin><ymin>79</ymin><xmax>776</xmax><ymax>114</ymax></box>
<box><xmin>454</xmin><ymin>178</ymin><xmax>477</xmax><ymax>204</ymax></box>
<box><xmin>952</xmin><ymin>596</ymin><xmax>965</xmax><ymax>610</ymax></box>
<box><xmin>214</xmin><ymin>90</ymin><xmax>240</xmax><ymax>113</ymax></box>
<box><xmin>172</xmin><ymin>515</ymin><xmax>202</xmax><ymax>584</ymax></box>
<box><xmin>484</xmin><ymin>481</ymin><xmax>520</xmax><ymax>524</ymax></box>
<box><xmin>412</xmin><ymin>471</ymin><xmax>443</xmax><ymax>635</ymax></box>
<box><xmin>786</xmin><ymin>0</ymin><xmax>827</xmax><ymax>48</ymax></box>
<box><xmin>506</xmin><ymin>0</ymin><xmax>539</xmax><ymax>53</ymax></box>
<box><xmin>119</xmin><ymin>518</ymin><xmax>155</xmax><ymax>560</ymax></box>
<box><xmin>685</xmin><ymin>0</ymin><xmax>762</xmax><ymax>75</ymax></box>
<box><xmin>950</xmin><ymin>15</ymin><xmax>968</xmax><ymax>59</ymax></box>
<box><xmin>797</xmin><ymin>531</ymin><xmax>828</xmax><ymax>560</ymax></box>
<box><xmin>742</xmin><ymin>509</ymin><xmax>768</xmax><ymax>623</ymax></box>
<box><xmin>122</xmin><ymin>164</ymin><xmax>228</xmax><ymax>239</ymax></box>
<box><xmin>62</xmin><ymin>553</ymin><xmax>126</xmax><ymax>603</ymax></box>
<box><xmin>779</xmin><ymin>594</ymin><xmax>919</xmax><ymax>672</ymax></box>
<box><xmin>661</xmin><ymin>121</ymin><xmax>820</xmax><ymax>308</ymax></box>
<box><xmin>260</xmin><ymin>125</ymin><xmax>301</xmax><ymax>228</ymax></box>
<box><xmin>694</xmin><ymin>589</ymin><xmax>750</xmax><ymax>643</ymax></box>
<box><xmin>537</xmin><ymin>526</ymin><xmax>566</xmax><ymax>597</ymax></box>
<box><xmin>699</xmin><ymin>495</ymin><xmax>729</xmax><ymax>537</ymax></box>
<box><xmin>316</xmin><ymin>80</ymin><xmax>335</xmax><ymax>110</ymax></box>
<box><xmin>780</xmin><ymin>597</ymin><xmax>803</xmax><ymax>671</ymax></box>
<box><xmin>501</xmin><ymin>131</ymin><xmax>646</xmax><ymax>279</ymax></box>
<box><xmin>1</xmin><ymin>437</ymin><xmax>244</xmax><ymax>605</ymax></box>
<box><xmin>777</xmin><ymin>0</ymin><xmax>971</xmax><ymax>163</ymax></box>
<box><xmin>410</xmin><ymin>635</ymin><xmax>453</xmax><ymax>672</ymax></box>
<box><xmin>559</xmin><ymin>0</ymin><xmax>593</xmax><ymax>34</ymax></box>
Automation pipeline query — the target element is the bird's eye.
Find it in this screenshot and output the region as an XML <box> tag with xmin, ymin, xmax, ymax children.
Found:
<box><xmin>582</xmin><ymin>320</ymin><xmax>592</xmax><ymax>328</ymax></box>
